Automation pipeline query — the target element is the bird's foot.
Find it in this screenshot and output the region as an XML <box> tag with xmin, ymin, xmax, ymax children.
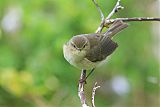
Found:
<box><xmin>79</xmin><ymin>78</ymin><xmax>87</xmax><ymax>84</ymax></box>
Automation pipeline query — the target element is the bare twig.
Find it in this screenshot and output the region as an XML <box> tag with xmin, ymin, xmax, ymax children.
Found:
<box><xmin>78</xmin><ymin>69</ymin><xmax>100</xmax><ymax>107</ymax></box>
<box><xmin>96</xmin><ymin>0</ymin><xmax>124</xmax><ymax>33</ymax></box>
<box><xmin>106</xmin><ymin>0</ymin><xmax>124</xmax><ymax>20</ymax></box>
<box><xmin>78</xmin><ymin>69</ymin><xmax>89</xmax><ymax>107</ymax></box>
<box><xmin>95</xmin><ymin>20</ymin><xmax>105</xmax><ymax>33</ymax></box>
<box><xmin>91</xmin><ymin>82</ymin><xmax>100</xmax><ymax>107</ymax></box>
<box><xmin>95</xmin><ymin>0</ymin><xmax>160</xmax><ymax>33</ymax></box>
<box><xmin>92</xmin><ymin>0</ymin><xmax>104</xmax><ymax>21</ymax></box>
<box><xmin>92</xmin><ymin>0</ymin><xmax>105</xmax><ymax>33</ymax></box>
<box><xmin>104</xmin><ymin>17</ymin><xmax>160</xmax><ymax>26</ymax></box>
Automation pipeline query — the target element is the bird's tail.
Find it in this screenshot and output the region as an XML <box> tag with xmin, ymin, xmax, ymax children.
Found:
<box><xmin>104</xmin><ymin>20</ymin><xmax>128</xmax><ymax>38</ymax></box>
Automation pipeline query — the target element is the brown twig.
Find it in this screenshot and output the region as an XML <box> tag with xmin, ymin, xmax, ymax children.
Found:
<box><xmin>92</xmin><ymin>0</ymin><xmax>104</xmax><ymax>21</ymax></box>
<box><xmin>78</xmin><ymin>69</ymin><xmax>100</xmax><ymax>107</ymax></box>
<box><xmin>92</xmin><ymin>0</ymin><xmax>104</xmax><ymax>33</ymax></box>
<box><xmin>78</xmin><ymin>69</ymin><xmax>89</xmax><ymax>107</ymax></box>
<box><xmin>91</xmin><ymin>82</ymin><xmax>100</xmax><ymax>107</ymax></box>
<box><xmin>96</xmin><ymin>0</ymin><xmax>160</xmax><ymax>33</ymax></box>
<box><xmin>104</xmin><ymin>17</ymin><xmax>160</xmax><ymax>26</ymax></box>
<box><xmin>96</xmin><ymin>0</ymin><xmax>124</xmax><ymax>33</ymax></box>
<box><xmin>106</xmin><ymin>0</ymin><xmax>124</xmax><ymax>20</ymax></box>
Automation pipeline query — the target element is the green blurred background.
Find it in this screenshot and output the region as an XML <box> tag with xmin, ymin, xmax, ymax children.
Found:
<box><xmin>0</xmin><ymin>0</ymin><xmax>159</xmax><ymax>107</ymax></box>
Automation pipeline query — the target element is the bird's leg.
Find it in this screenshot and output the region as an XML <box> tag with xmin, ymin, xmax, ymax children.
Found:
<box><xmin>86</xmin><ymin>68</ymin><xmax>95</xmax><ymax>80</ymax></box>
<box><xmin>79</xmin><ymin>68</ymin><xmax>95</xmax><ymax>84</ymax></box>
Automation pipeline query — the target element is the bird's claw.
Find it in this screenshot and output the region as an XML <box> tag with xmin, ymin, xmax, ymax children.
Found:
<box><xmin>79</xmin><ymin>78</ymin><xmax>87</xmax><ymax>84</ymax></box>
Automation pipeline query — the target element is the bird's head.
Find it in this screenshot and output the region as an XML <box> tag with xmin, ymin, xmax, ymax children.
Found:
<box><xmin>69</xmin><ymin>35</ymin><xmax>90</xmax><ymax>52</ymax></box>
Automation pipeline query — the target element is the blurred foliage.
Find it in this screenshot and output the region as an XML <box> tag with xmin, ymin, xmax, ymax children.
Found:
<box><xmin>0</xmin><ymin>0</ymin><xmax>159</xmax><ymax>107</ymax></box>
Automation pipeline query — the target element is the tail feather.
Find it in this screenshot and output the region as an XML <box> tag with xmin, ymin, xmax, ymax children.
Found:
<box><xmin>104</xmin><ymin>20</ymin><xmax>128</xmax><ymax>38</ymax></box>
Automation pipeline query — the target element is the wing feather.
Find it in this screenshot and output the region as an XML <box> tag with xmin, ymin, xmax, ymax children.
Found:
<box><xmin>85</xmin><ymin>20</ymin><xmax>128</xmax><ymax>62</ymax></box>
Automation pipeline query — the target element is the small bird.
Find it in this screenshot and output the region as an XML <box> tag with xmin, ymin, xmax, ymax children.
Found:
<box><xmin>63</xmin><ymin>20</ymin><xmax>128</xmax><ymax>70</ymax></box>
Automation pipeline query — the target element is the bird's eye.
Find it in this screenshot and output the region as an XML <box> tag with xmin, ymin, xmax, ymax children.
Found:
<box><xmin>71</xmin><ymin>43</ymin><xmax>76</xmax><ymax>48</ymax></box>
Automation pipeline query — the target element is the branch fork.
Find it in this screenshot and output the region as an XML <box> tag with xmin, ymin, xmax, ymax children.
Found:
<box><xmin>78</xmin><ymin>69</ymin><xmax>100</xmax><ymax>107</ymax></box>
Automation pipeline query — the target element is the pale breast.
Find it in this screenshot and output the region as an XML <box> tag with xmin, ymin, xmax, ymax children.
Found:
<box><xmin>63</xmin><ymin>44</ymin><xmax>86</xmax><ymax>68</ymax></box>
<box><xmin>63</xmin><ymin>44</ymin><xmax>108</xmax><ymax>70</ymax></box>
<box><xmin>76</xmin><ymin>58</ymin><xmax>99</xmax><ymax>69</ymax></box>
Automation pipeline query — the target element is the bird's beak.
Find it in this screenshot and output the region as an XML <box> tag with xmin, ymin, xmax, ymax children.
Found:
<box><xmin>77</xmin><ymin>48</ymin><xmax>81</xmax><ymax>52</ymax></box>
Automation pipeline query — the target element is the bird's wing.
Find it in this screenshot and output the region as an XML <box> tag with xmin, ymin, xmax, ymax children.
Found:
<box><xmin>104</xmin><ymin>20</ymin><xmax>128</xmax><ymax>38</ymax></box>
<box><xmin>85</xmin><ymin>20</ymin><xmax>128</xmax><ymax>62</ymax></box>
<box><xmin>85</xmin><ymin>36</ymin><xmax>118</xmax><ymax>62</ymax></box>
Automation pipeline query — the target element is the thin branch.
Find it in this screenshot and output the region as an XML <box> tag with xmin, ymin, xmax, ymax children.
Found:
<box><xmin>95</xmin><ymin>20</ymin><xmax>105</xmax><ymax>33</ymax></box>
<box><xmin>78</xmin><ymin>69</ymin><xmax>89</xmax><ymax>107</ymax></box>
<box><xmin>92</xmin><ymin>0</ymin><xmax>105</xmax><ymax>33</ymax></box>
<box><xmin>92</xmin><ymin>0</ymin><xmax>104</xmax><ymax>21</ymax></box>
<box><xmin>95</xmin><ymin>0</ymin><xmax>160</xmax><ymax>32</ymax></box>
<box><xmin>106</xmin><ymin>0</ymin><xmax>124</xmax><ymax>20</ymax></box>
<box><xmin>96</xmin><ymin>0</ymin><xmax>123</xmax><ymax>33</ymax></box>
<box><xmin>104</xmin><ymin>17</ymin><xmax>160</xmax><ymax>26</ymax></box>
<box><xmin>91</xmin><ymin>82</ymin><xmax>100</xmax><ymax>107</ymax></box>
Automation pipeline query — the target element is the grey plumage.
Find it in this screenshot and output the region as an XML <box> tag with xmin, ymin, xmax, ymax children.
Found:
<box><xmin>63</xmin><ymin>20</ymin><xmax>128</xmax><ymax>69</ymax></box>
<box><xmin>85</xmin><ymin>20</ymin><xmax>128</xmax><ymax>62</ymax></box>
